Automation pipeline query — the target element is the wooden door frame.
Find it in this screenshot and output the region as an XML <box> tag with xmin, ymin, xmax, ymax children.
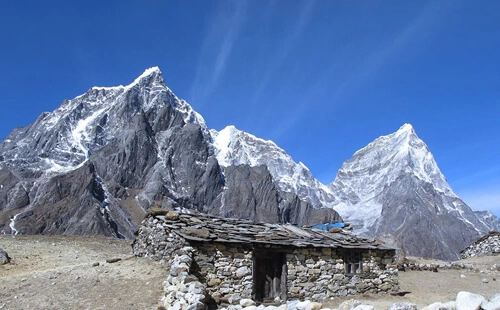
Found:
<box><xmin>252</xmin><ymin>250</ymin><xmax>287</xmax><ymax>302</ymax></box>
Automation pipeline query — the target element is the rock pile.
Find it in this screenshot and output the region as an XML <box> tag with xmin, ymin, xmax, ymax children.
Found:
<box><xmin>0</xmin><ymin>247</ymin><xmax>10</xmax><ymax>265</ymax></box>
<box><xmin>162</xmin><ymin>246</ymin><xmax>208</xmax><ymax>310</ymax></box>
<box><xmin>402</xmin><ymin>260</ymin><xmax>475</xmax><ymax>271</ymax></box>
<box><xmin>422</xmin><ymin>291</ymin><xmax>500</xmax><ymax>310</ymax></box>
<box><xmin>461</xmin><ymin>231</ymin><xmax>500</xmax><ymax>258</ymax></box>
<box><xmin>214</xmin><ymin>292</ymin><xmax>500</xmax><ymax>310</ymax></box>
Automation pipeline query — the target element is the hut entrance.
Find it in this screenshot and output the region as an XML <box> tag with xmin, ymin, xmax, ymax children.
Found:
<box><xmin>253</xmin><ymin>251</ymin><xmax>287</xmax><ymax>303</ymax></box>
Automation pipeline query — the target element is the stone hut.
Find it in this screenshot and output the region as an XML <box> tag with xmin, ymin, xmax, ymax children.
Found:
<box><xmin>132</xmin><ymin>212</ymin><xmax>398</xmax><ymax>309</ymax></box>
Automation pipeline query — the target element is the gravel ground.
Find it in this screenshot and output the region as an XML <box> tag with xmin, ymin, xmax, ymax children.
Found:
<box><xmin>324</xmin><ymin>256</ymin><xmax>500</xmax><ymax>309</ymax></box>
<box><xmin>0</xmin><ymin>235</ymin><xmax>168</xmax><ymax>310</ymax></box>
<box><xmin>1</xmin><ymin>235</ymin><xmax>498</xmax><ymax>310</ymax></box>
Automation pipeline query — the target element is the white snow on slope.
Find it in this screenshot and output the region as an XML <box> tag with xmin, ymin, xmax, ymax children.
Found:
<box><xmin>9</xmin><ymin>213</ymin><xmax>20</xmax><ymax>235</ymax></box>
<box><xmin>211</xmin><ymin>125</ymin><xmax>335</xmax><ymax>208</ymax></box>
<box><xmin>10</xmin><ymin>66</ymin><xmax>209</xmax><ymax>174</ymax></box>
<box><xmin>329</xmin><ymin>123</ymin><xmax>462</xmax><ymax>230</ymax></box>
<box><xmin>91</xmin><ymin>66</ymin><xmax>161</xmax><ymax>91</ymax></box>
<box><xmin>72</xmin><ymin>107</ymin><xmax>107</xmax><ymax>159</ymax></box>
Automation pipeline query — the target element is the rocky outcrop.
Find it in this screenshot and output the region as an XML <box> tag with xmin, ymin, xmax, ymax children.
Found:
<box><xmin>0</xmin><ymin>67</ymin><xmax>340</xmax><ymax>237</ymax></box>
<box><xmin>0</xmin><ymin>247</ymin><xmax>10</xmax><ymax>265</ymax></box>
<box><xmin>461</xmin><ymin>231</ymin><xmax>500</xmax><ymax>258</ymax></box>
<box><xmin>212</xmin><ymin>165</ymin><xmax>341</xmax><ymax>225</ymax></box>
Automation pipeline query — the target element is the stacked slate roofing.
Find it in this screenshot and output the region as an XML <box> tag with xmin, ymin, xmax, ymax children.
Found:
<box><xmin>153</xmin><ymin>212</ymin><xmax>394</xmax><ymax>250</ymax></box>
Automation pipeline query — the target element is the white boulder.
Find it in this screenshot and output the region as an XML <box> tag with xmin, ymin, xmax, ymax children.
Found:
<box><xmin>456</xmin><ymin>291</ymin><xmax>486</xmax><ymax>310</ymax></box>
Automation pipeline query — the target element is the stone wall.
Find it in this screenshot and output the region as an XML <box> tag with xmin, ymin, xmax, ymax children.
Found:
<box><xmin>133</xmin><ymin>216</ymin><xmax>256</xmax><ymax>307</ymax></box>
<box><xmin>286</xmin><ymin>247</ymin><xmax>398</xmax><ymax>300</ymax></box>
<box><xmin>133</xmin><ymin>215</ymin><xmax>398</xmax><ymax>308</ymax></box>
<box><xmin>191</xmin><ymin>242</ymin><xmax>254</xmax><ymax>305</ymax></box>
<box><xmin>461</xmin><ymin>231</ymin><xmax>500</xmax><ymax>258</ymax></box>
<box><xmin>132</xmin><ymin>215</ymin><xmax>189</xmax><ymax>262</ymax></box>
<box><xmin>133</xmin><ymin>216</ymin><xmax>209</xmax><ymax>309</ymax></box>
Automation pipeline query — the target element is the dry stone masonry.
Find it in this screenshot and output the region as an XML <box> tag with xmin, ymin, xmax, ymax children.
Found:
<box><xmin>461</xmin><ymin>231</ymin><xmax>500</xmax><ymax>258</ymax></box>
<box><xmin>133</xmin><ymin>211</ymin><xmax>398</xmax><ymax>309</ymax></box>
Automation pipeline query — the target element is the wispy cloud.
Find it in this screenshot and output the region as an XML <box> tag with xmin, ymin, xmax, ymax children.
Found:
<box><xmin>249</xmin><ymin>1</ymin><xmax>315</xmax><ymax>107</ymax></box>
<box><xmin>269</xmin><ymin>1</ymin><xmax>455</xmax><ymax>140</ymax></box>
<box><xmin>247</xmin><ymin>1</ymin><xmax>315</xmax><ymax>139</ymax></box>
<box><xmin>189</xmin><ymin>1</ymin><xmax>248</xmax><ymax>106</ymax></box>
<box><xmin>329</xmin><ymin>1</ymin><xmax>453</xmax><ymax>105</ymax></box>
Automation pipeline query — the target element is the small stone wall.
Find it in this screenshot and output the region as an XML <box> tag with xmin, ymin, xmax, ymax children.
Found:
<box><xmin>133</xmin><ymin>216</ymin><xmax>256</xmax><ymax>307</ymax></box>
<box><xmin>191</xmin><ymin>242</ymin><xmax>254</xmax><ymax>305</ymax></box>
<box><xmin>286</xmin><ymin>247</ymin><xmax>398</xmax><ymax>300</ymax></box>
<box><xmin>461</xmin><ymin>231</ymin><xmax>500</xmax><ymax>258</ymax></box>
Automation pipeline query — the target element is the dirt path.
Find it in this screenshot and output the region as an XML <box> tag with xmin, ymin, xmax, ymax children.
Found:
<box><xmin>0</xmin><ymin>235</ymin><xmax>168</xmax><ymax>310</ymax></box>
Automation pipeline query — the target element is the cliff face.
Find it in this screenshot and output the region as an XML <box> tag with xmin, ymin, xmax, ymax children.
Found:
<box><xmin>0</xmin><ymin>67</ymin><xmax>339</xmax><ymax>237</ymax></box>
<box><xmin>212</xmin><ymin>164</ymin><xmax>340</xmax><ymax>225</ymax></box>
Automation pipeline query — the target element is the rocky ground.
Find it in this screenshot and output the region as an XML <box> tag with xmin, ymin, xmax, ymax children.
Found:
<box><xmin>0</xmin><ymin>235</ymin><xmax>499</xmax><ymax>310</ymax></box>
<box><xmin>326</xmin><ymin>255</ymin><xmax>499</xmax><ymax>309</ymax></box>
<box><xmin>0</xmin><ymin>235</ymin><xmax>168</xmax><ymax>310</ymax></box>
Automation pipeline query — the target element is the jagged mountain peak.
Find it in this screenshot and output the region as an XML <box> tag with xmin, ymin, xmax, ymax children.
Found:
<box><xmin>210</xmin><ymin>125</ymin><xmax>281</xmax><ymax>167</ymax></box>
<box><xmin>336</xmin><ymin>124</ymin><xmax>456</xmax><ymax>200</ymax></box>
<box><xmin>90</xmin><ymin>66</ymin><xmax>164</xmax><ymax>92</ymax></box>
<box><xmin>397</xmin><ymin>122</ymin><xmax>415</xmax><ymax>134</ymax></box>
<box><xmin>210</xmin><ymin>125</ymin><xmax>336</xmax><ymax>211</ymax></box>
<box><xmin>0</xmin><ymin>67</ymin><xmax>207</xmax><ymax>173</ymax></box>
<box><xmin>329</xmin><ymin>123</ymin><xmax>490</xmax><ymax>259</ymax></box>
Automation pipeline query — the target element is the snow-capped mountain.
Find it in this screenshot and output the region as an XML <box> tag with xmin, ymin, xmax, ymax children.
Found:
<box><xmin>211</xmin><ymin>125</ymin><xmax>336</xmax><ymax>208</ymax></box>
<box><xmin>1</xmin><ymin>66</ymin><xmax>496</xmax><ymax>259</ymax></box>
<box><xmin>0</xmin><ymin>67</ymin><xmax>339</xmax><ymax>237</ymax></box>
<box><xmin>329</xmin><ymin>124</ymin><xmax>492</xmax><ymax>260</ymax></box>
<box><xmin>474</xmin><ymin>210</ymin><xmax>500</xmax><ymax>231</ymax></box>
<box><xmin>1</xmin><ymin>67</ymin><xmax>207</xmax><ymax>174</ymax></box>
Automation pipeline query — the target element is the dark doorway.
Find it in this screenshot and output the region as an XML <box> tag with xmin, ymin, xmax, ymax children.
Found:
<box><xmin>253</xmin><ymin>251</ymin><xmax>287</xmax><ymax>302</ymax></box>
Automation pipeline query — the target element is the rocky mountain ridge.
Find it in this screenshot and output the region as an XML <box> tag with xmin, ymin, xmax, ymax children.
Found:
<box><xmin>327</xmin><ymin>124</ymin><xmax>496</xmax><ymax>259</ymax></box>
<box><xmin>211</xmin><ymin>122</ymin><xmax>499</xmax><ymax>259</ymax></box>
<box><xmin>0</xmin><ymin>67</ymin><xmax>338</xmax><ymax>238</ymax></box>
<box><xmin>0</xmin><ymin>67</ymin><xmax>497</xmax><ymax>260</ymax></box>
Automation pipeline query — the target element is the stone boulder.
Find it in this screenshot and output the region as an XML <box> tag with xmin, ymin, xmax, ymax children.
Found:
<box><xmin>481</xmin><ymin>293</ymin><xmax>500</xmax><ymax>310</ymax></box>
<box><xmin>387</xmin><ymin>303</ymin><xmax>417</xmax><ymax>310</ymax></box>
<box><xmin>456</xmin><ymin>291</ymin><xmax>486</xmax><ymax>310</ymax></box>
<box><xmin>353</xmin><ymin>305</ymin><xmax>374</xmax><ymax>310</ymax></box>
<box><xmin>338</xmin><ymin>300</ymin><xmax>361</xmax><ymax>310</ymax></box>
<box><xmin>424</xmin><ymin>301</ymin><xmax>456</xmax><ymax>310</ymax></box>
<box><xmin>0</xmin><ymin>247</ymin><xmax>10</xmax><ymax>265</ymax></box>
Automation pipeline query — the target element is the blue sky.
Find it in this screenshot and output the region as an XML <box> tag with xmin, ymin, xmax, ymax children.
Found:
<box><xmin>1</xmin><ymin>1</ymin><xmax>499</xmax><ymax>216</ymax></box>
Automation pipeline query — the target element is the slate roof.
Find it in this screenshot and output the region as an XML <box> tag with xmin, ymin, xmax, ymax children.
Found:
<box><xmin>152</xmin><ymin>212</ymin><xmax>395</xmax><ymax>251</ymax></box>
